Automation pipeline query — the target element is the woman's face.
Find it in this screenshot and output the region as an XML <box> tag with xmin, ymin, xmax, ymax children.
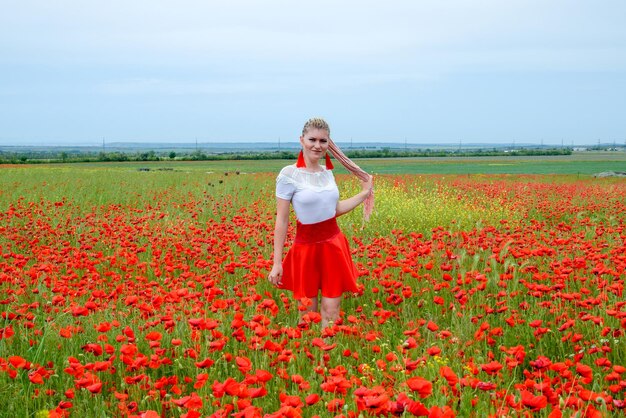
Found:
<box><xmin>300</xmin><ymin>128</ymin><xmax>330</xmax><ymax>164</ymax></box>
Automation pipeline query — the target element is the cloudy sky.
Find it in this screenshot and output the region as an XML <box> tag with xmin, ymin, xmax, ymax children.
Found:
<box><xmin>1</xmin><ymin>0</ymin><xmax>625</xmax><ymax>146</ymax></box>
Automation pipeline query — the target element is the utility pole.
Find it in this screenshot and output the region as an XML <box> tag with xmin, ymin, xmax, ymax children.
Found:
<box><xmin>102</xmin><ymin>137</ymin><xmax>105</xmax><ymax>153</ymax></box>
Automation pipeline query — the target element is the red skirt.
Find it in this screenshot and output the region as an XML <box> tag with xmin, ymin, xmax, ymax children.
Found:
<box><xmin>279</xmin><ymin>217</ymin><xmax>358</xmax><ymax>299</ymax></box>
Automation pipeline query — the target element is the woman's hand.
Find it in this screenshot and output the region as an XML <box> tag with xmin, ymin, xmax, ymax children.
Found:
<box><xmin>268</xmin><ymin>264</ymin><xmax>283</xmax><ymax>286</ymax></box>
<box><xmin>336</xmin><ymin>174</ymin><xmax>374</xmax><ymax>217</ymax></box>
<box><xmin>360</xmin><ymin>174</ymin><xmax>373</xmax><ymax>195</ymax></box>
<box><xmin>269</xmin><ymin>198</ymin><xmax>289</xmax><ymax>286</ymax></box>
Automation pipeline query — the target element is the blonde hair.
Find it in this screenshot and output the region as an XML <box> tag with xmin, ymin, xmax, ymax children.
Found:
<box><xmin>302</xmin><ymin>117</ymin><xmax>330</xmax><ymax>136</ymax></box>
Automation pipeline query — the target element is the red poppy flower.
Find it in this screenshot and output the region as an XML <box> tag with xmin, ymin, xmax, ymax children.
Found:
<box><xmin>520</xmin><ymin>390</ymin><xmax>547</xmax><ymax>411</ymax></box>
<box><xmin>406</xmin><ymin>377</ymin><xmax>433</xmax><ymax>398</ymax></box>
<box><xmin>194</xmin><ymin>358</ymin><xmax>214</xmax><ymax>369</ymax></box>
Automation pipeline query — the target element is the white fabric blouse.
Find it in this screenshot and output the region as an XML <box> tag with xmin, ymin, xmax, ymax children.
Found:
<box><xmin>276</xmin><ymin>164</ymin><xmax>339</xmax><ymax>224</ymax></box>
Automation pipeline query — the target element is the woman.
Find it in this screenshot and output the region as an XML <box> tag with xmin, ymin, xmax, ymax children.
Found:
<box><xmin>268</xmin><ymin>118</ymin><xmax>373</xmax><ymax>328</ymax></box>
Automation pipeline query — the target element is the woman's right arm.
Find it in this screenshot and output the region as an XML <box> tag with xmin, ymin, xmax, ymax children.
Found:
<box><xmin>268</xmin><ymin>197</ymin><xmax>290</xmax><ymax>285</ymax></box>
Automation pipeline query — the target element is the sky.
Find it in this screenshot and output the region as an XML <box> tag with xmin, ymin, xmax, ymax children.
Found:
<box><xmin>1</xmin><ymin>0</ymin><xmax>625</xmax><ymax>146</ymax></box>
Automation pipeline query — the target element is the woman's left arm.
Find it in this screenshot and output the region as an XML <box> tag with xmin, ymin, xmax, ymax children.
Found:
<box><xmin>336</xmin><ymin>175</ymin><xmax>373</xmax><ymax>217</ymax></box>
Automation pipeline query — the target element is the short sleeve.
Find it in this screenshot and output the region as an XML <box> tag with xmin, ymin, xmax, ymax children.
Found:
<box><xmin>276</xmin><ymin>168</ymin><xmax>296</xmax><ymax>201</ymax></box>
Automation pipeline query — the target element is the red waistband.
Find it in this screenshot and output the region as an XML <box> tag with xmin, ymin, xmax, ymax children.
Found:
<box><xmin>295</xmin><ymin>217</ymin><xmax>340</xmax><ymax>244</ymax></box>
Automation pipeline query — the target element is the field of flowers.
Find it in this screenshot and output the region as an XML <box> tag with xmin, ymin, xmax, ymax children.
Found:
<box><xmin>0</xmin><ymin>164</ymin><xmax>625</xmax><ymax>417</ymax></box>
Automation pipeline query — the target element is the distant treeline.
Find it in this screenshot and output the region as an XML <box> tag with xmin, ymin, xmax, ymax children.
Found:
<box><xmin>0</xmin><ymin>147</ymin><xmax>574</xmax><ymax>164</ymax></box>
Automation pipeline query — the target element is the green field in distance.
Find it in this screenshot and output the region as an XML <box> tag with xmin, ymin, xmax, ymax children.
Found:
<box><xmin>17</xmin><ymin>151</ymin><xmax>622</xmax><ymax>175</ymax></box>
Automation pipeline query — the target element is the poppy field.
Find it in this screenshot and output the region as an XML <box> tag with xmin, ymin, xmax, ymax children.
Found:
<box><xmin>0</xmin><ymin>163</ymin><xmax>625</xmax><ymax>417</ymax></box>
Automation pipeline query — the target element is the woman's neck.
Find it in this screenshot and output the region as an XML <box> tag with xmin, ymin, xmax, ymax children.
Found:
<box><xmin>302</xmin><ymin>158</ymin><xmax>323</xmax><ymax>172</ymax></box>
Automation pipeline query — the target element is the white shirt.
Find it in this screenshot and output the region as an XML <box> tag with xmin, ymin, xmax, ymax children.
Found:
<box><xmin>276</xmin><ymin>164</ymin><xmax>339</xmax><ymax>224</ymax></box>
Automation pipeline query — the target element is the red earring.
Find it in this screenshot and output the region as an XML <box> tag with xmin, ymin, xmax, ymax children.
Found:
<box><xmin>296</xmin><ymin>150</ymin><xmax>306</xmax><ymax>168</ymax></box>
<box><xmin>325</xmin><ymin>153</ymin><xmax>334</xmax><ymax>169</ymax></box>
